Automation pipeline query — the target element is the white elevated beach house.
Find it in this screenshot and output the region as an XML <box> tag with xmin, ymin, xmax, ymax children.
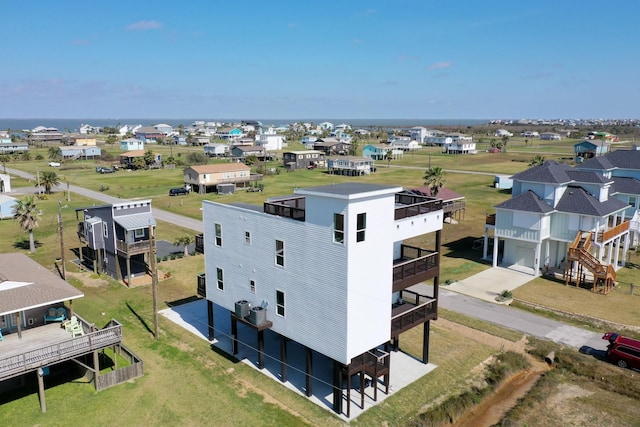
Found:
<box><xmin>199</xmin><ymin>182</ymin><xmax>443</xmax><ymax>415</ymax></box>
<box><xmin>485</xmin><ymin>156</ymin><xmax>638</xmax><ymax>293</ymax></box>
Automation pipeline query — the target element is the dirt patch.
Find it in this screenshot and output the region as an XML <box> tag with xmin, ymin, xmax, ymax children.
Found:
<box><xmin>66</xmin><ymin>270</ymin><xmax>111</xmax><ymax>287</ymax></box>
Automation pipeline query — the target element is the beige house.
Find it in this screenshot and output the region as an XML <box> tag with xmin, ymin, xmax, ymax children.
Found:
<box><xmin>67</xmin><ymin>134</ymin><xmax>97</xmax><ymax>146</ymax></box>
<box><xmin>183</xmin><ymin>163</ymin><xmax>262</xmax><ymax>194</ymax></box>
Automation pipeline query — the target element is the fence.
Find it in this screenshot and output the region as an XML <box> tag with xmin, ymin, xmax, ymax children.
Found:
<box><xmin>95</xmin><ymin>344</ymin><xmax>144</xmax><ymax>391</ymax></box>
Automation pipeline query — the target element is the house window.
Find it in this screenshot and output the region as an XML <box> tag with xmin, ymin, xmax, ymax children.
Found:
<box><xmin>215</xmin><ymin>223</ymin><xmax>222</xmax><ymax>246</ymax></box>
<box><xmin>134</xmin><ymin>228</ymin><xmax>145</xmax><ymax>238</ymax></box>
<box><xmin>630</xmin><ymin>197</ymin><xmax>637</xmax><ymax>208</ymax></box>
<box><xmin>276</xmin><ymin>290</ymin><xmax>285</xmax><ymax>316</ymax></box>
<box><xmin>250</xmin><ymin>280</ymin><xmax>256</xmax><ymax>294</ymax></box>
<box><xmin>216</xmin><ymin>267</ymin><xmax>224</xmax><ymax>290</ymax></box>
<box><xmin>356</xmin><ymin>213</ymin><xmax>367</xmax><ymax>242</ymax></box>
<box><xmin>245</xmin><ymin>231</ymin><xmax>251</xmax><ymax>244</ymax></box>
<box><xmin>275</xmin><ymin>240</ymin><xmax>285</xmax><ymax>267</ymax></box>
<box><xmin>334</xmin><ymin>213</ymin><xmax>344</xmax><ymax>243</ymax></box>
<box><xmin>103</xmin><ymin>222</ymin><xmax>108</xmax><ymax>238</ymax></box>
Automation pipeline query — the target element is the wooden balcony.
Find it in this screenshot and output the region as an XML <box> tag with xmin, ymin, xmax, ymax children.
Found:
<box><xmin>392</xmin><ymin>244</ymin><xmax>439</xmax><ymax>292</ymax></box>
<box><xmin>391</xmin><ymin>290</ymin><xmax>437</xmax><ymax>337</ymax></box>
<box><xmin>0</xmin><ymin>317</ymin><xmax>123</xmax><ymax>382</ymax></box>
<box><xmin>196</xmin><ymin>273</ymin><xmax>206</xmax><ymax>298</ymax></box>
<box><xmin>116</xmin><ymin>239</ymin><xmax>150</xmax><ymax>256</ymax></box>
<box><xmin>394</xmin><ymin>193</ymin><xmax>442</xmax><ymax>220</ymax></box>
<box><xmin>597</xmin><ymin>220</ymin><xmax>630</xmax><ymax>243</ymax></box>
<box><xmin>195</xmin><ymin>234</ymin><xmax>204</xmax><ymax>254</ymax></box>
<box><xmin>264</xmin><ymin>196</ymin><xmax>306</xmax><ymax>222</ymax></box>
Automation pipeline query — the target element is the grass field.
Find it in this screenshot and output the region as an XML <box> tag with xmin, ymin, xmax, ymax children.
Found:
<box><xmin>2</xmin><ymin>135</ymin><xmax>640</xmax><ymax>425</ymax></box>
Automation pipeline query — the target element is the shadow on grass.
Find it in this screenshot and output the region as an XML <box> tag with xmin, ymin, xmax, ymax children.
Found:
<box><xmin>442</xmin><ymin>236</ymin><xmax>490</xmax><ymax>262</ymax></box>
<box><xmin>165</xmin><ymin>295</ymin><xmax>200</xmax><ymax>307</ymax></box>
<box><xmin>126</xmin><ymin>302</ymin><xmax>153</xmax><ymax>336</ymax></box>
<box><xmin>12</xmin><ymin>239</ymin><xmax>42</xmax><ymax>250</ymax></box>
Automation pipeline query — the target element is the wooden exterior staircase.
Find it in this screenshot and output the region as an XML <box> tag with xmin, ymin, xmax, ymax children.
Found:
<box><xmin>564</xmin><ymin>231</ymin><xmax>616</xmax><ymax>294</ymax></box>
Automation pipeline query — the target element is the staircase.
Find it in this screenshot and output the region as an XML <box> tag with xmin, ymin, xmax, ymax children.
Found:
<box><xmin>565</xmin><ymin>231</ymin><xmax>616</xmax><ymax>294</ymax></box>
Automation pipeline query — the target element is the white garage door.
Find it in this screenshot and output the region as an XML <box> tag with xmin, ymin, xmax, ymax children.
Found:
<box><xmin>515</xmin><ymin>246</ymin><xmax>534</xmax><ymax>268</ymax></box>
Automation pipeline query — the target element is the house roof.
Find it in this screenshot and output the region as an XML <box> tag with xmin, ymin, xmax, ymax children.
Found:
<box><xmin>0</xmin><ymin>253</ymin><xmax>84</xmax><ymax>316</ymax></box>
<box><xmin>494</xmin><ymin>190</ymin><xmax>555</xmax><ymax>213</ymax></box>
<box><xmin>114</xmin><ymin>212</ymin><xmax>156</xmax><ymax>230</ymax></box>
<box><xmin>610</xmin><ymin>177</ymin><xmax>640</xmax><ymax>195</ymax></box>
<box><xmin>577</xmin><ymin>156</ymin><xmax>616</xmax><ymax>170</ymax></box>
<box><xmin>328</xmin><ymin>156</ymin><xmax>372</xmax><ymax>162</ymax></box>
<box><xmin>599</xmin><ymin>149</ymin><xmax>640</xmax><ymax>169</ymax></box>
<box><xmin>409</xmin><ymin>186</ymin><xmax>465</xmax><ymax>202</ymax></box>
<box><xmin>565</xmin><ymin>170</ymin><xmax>611</xmax><ymax>184</ymax></box>
<box><xmin>555</xmin><ymin>185</ymin><xmax>628</xmax><ymax>216</ymax></box>
<box><xmin>233</xmin><ymin>145</ymin><xmax>264</xmax><ymax>152</ymax></box>
<box><xmin>188</xmin><ymin>163</ymin><xmax>250</xmax><ymax>174</ymax></box>
<box><xmin>0</xmin><ymin>194</ymin><xmax>17</xmax><ymax>204</ymax></box>
<box><xmin>297</xmin><ymin>182</ymin><xmax>399</xmax><ymax>197</ymax></box>
<box><xmin>510</xmin><ymin>160</ymin><xmax>573</xmax><ymax>184</ymax></box>
<box><xmin>136</xmin><ymin>126</ymin><xmax>160</xmax><ymax>133</ymax></box>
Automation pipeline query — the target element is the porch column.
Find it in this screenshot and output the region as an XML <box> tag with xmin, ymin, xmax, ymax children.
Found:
<box><xmin>126</xmin><ymin>258</ymin><xmax>132</xmax><ymax>287</ymax></box>
<box><xmin>332</xmin><ymin>361</ymin><xmax>343</xmax><ymax>414</ymax></box>
<box><xmin>607</xmin><ymin>241</ymin><xmax>614</xmax><ymax>265</ymax></box>
<box><xmin>622</xmin><ymin>233</ymin><xmax>630</xmax><ymax>266</ymax></box>
<box><xmin>492</xmin><ymin>235</ymin><xmax>499</xmax><ymax>267</ymax></box>
<box><xmin>37</xmin><ymin>369</ymin><xmax>46</xmax><ymax>412</ymax></box>
<box><xmin>231</xmin><ymin>316</ymin><xmax>238</xmax><ymax>355</ymax></box>
<box><xmin>280</xmin><ymin>336</ymin><xmax>288</xmax><ymax>382</ymax></box>
<box><xmin>534</xmin><ymin>242</ymin><xmax>541</xmax><ymax>276</ymax></box>
<box><xmin>257</xmin><ymin>330</ymin><xmax>265</xmax><ymax>369</ymax></box>
<box><xmin>422</xmin><ymin>320</ymin><xmax>430</xmax><ymax>364</ymax></box>
<box><xmin>305</xmin><ymin>346</ymin><xmax>313</xmax><ymax>397</ymax></box>
<box><xmin>93</xmin><ymin>350</ymin><xmax>100</xmax><ymax>389</ymax></box>
<box><xmin>613</xmin><ymin>236</ymin><xmax>620</xmax><ymax>268</ymax></box>
<box><xmin>482</xmin><ymin>227</ymin><xmax>489</xmax><ymax>260</ymax></box>
<box><xmin>206</xmin><ymin>300</ymin><xmax>214</xmax><ymax>340</ymax></box>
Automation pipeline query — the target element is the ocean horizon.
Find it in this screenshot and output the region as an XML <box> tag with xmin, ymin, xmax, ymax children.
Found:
<box><xmin>0</xmin><ymin>118</ymin><xmax>489</xmax><ymax>132</ymax></box>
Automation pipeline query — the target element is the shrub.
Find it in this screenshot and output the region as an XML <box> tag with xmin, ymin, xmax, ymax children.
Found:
<box><xmin>98</xmin><ymin>185</ymin><xmax>110</xmax><ymax>192</ymax></box>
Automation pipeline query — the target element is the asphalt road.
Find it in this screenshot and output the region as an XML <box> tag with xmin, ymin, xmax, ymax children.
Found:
<box><xmin>5</xmin><ymin>166</ymin><xmax>609</xmax><ymax>353</ymax></box>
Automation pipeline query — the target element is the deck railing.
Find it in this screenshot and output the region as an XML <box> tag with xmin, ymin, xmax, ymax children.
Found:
<box><xmin>391</xmin><ymin>291</ymin><xmax>437</xmax><ymax>337</ymax></box>
<box><xmin>0</xmin><ymin>319</ymin><xmax>123</xmax><ymax>381</ymax></box>
<box><xmin>264</xmin><ymin>196</ymin><xmax>306</xmax><ymax>221</ymax></box>
<box><xmin>392</xmin><ymin>245</ymin><xmax>438</xmax><ymax>292</ymax></box>
<box><xmin>394</xmin><ymin>193</ymin><xmax>442</xmax><ymax>220</ymax></box>
<box><xmin>116</xmin><ymin>239</ymin><xmax>150</xmax><ymax>255</ymax></box>
<box><xmin>197</xmin><ymin>273</ymin><xmax>206</xmax><ymax>298</ymax></box>
<box><xmin>195</xmin><ymin>234</ymin><xmax>204</xmax><ymax>254</ymax></box>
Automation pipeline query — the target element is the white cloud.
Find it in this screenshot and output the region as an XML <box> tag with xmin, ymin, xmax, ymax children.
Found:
<box><xmin>126</xmin><ymin>20</ymin><xmax>163</xmax><ymax>31</ymax></box>
<box><xmin>428</xmin><ymin>61</ymin><xmax>452</xmax><ymax>70</ymax></box>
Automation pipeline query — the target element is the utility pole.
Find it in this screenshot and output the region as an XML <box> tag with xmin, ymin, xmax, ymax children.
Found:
<box><xmin>149</xmin><ymin>222</ymin><xmax>159</xmax><ymax>338</ymax></box>
<box><xmin>58</xmin><ymin>199</ymin><xmax>66</xmax><ymax>280</ymax></box>
<box><xmin>36</xmin><ymin>167</ymin><xmax>41</xmax><ymax>194</ymax></box>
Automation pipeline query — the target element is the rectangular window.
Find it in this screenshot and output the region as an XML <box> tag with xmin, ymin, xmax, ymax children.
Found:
<box><xmin>245</xmin><ymin>231</ymin><xmax>251</xmax><ymax>245</ymax></box>
<box><xmin>103</xmin><ymin>222</ymin><xmax>108</xmax><ymax>238</ymax></box>
<box><xmin>334</xmin><ymin>213</ymin><xmax>344</xmax><ymax>243</ymax></box>
<box><xmin>250</xmin><ymin>280</ymin><xmax>256</xmax><ymax>294</ymax></box>
<box><xmin>216</xmin><ymin>267</ymin><xmax>224</xmax><ymax>290</ymax></box>
<box><xmin>276</xmin><ymin>290</ymin><xmax>285</xmax><ymax>317</ymax></box>
<box><xmin>215</xmin><ymin>223</ymin><xmax>222</xmax><ymax>246</ymax></box>
<box><xmin>356</xmin><ymin>213</ymin><xmax>367</xmax><ymax>242</ymax></box>
<box><xmin>629</xmin><ymin>197</ymin><xmax>637</xmax><ymax>208</ymax></box>
<box><xmin>134</xmin><ymin>228</ymin><xmax>145</xmax><ymax>238</ymax></box>
<box><xmin>275</xmin><ymin>240</ymin><xmax>285</xmax><ymax>267</ymax></box>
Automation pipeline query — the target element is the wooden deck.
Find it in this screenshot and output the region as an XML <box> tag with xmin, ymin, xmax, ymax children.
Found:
<box><xmin>1</xmin><ymin>323</ymin><xmax>70</xmax><ymax>359</ymax></box>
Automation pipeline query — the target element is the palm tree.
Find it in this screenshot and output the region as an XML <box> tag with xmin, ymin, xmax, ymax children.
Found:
<box><xmin>13</xmin><ymin>196</ymin><xmax>42</xmax><ymax>253</ymax></box>
<box><xmin>501</xmin><ymin>135</ymin><xmax>510</xmax><ymax>152</ymax></box>
<box><xmin>38</xmin><ymin>171</ymin><xmax>61</xmax><ymax>194</ymax></box>
<box><xmin>423</xmin><ymin>166</ymin><xmax>446</xmax><ymax>197</ymax></box>
<box><xmin>48</xmin><ymin>146</ymin><xmax>61</xmax><ymax>160</ymax></box>
<box><xmin>385</xmin><ymin>149</ymin><xmax>394</xmax><ymax>167</ymax></box>
<box><xmin>529</xmin><ymin>155</ymin><xmax>545</xmax><ymax>166</ymax></box>
<box><xmin>174</xmin><ymin>235</ymin><xmax>194</xmax><ymax>256</ymax></box>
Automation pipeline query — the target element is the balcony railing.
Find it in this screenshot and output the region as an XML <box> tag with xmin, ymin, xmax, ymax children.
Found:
<box><xmin>116</xmin><ymin>239</ymin><xmax>150</xmax><ymax>256</ymax></box>
<box><xmin>391</xmin><ymin>290</ymin><xmax>437</xmax><ymax>337</ymax></box>
<box><xmin>197</xmin><ymin>273</ymin><xmax>206</xmax><ymax>298</ymax></box>
<box><xmin>394</xmin><ymin>193</ymin><xmax>442</xmax><ymax>220</ymax></box>
<box><xmin>0</xmin><ymin>318</ymin><xmax>123</xmax><ymax>382</ymax></box>
<box><xmin>598</xmin><ymin>220</ymin><xmax>630</xmax><ymax>243</ymax></box>
<box><xmin>264</xmin><ymin>196</ymin><xmax>306</xmax><ymax>222</ymax></box>
<box><xmin>195</xmin><ymin>234</ymin><xmax>204</xmax><ymax>254</ymax></box>
<box><xmin>392</xmin><ymin>244</ymin><xmax>438</xmax><ymax>292</ymax></box>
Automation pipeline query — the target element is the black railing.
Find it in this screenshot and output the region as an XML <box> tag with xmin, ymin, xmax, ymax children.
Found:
<box><xmin>394</xmin><ymin>193</ymin><xmax>442</xmax><ymax>220</ymax></box>
<box><xmin>197</xmin><ymin>273</ymin><xmax>206</xmax><ymax>298</ymax></box>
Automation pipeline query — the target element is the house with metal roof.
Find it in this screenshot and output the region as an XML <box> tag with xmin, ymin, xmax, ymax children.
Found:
<box><xmin>75</xmin><ymin>200</ymin><xmax>156</xmax><ymax>286</ymax></box>
<box><xmin>485</xmin><ymin>159</ymin><xmax>634</xmax><ymax>293</ymax></box>
<box><xmin>184</xmin><ymin>163</ymin><xmax>262</xmax><ymax>194</ymax></box>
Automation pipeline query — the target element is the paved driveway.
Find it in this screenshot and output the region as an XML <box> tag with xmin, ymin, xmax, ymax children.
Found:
<box><xmin>444</xmin><ymin>266</ymin><xmax>534</xmax><ymax>303</ymax></box>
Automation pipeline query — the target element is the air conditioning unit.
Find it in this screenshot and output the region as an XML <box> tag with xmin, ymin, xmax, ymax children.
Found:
<box><xmin>235</xmin><ymin>300</ymin><xmax>251</xmax><ymax>318</ymax></box>
<box><xmin>249</xmin><ymin>306</ymin><xmax>267</xmax><ymax>326</ymax></box>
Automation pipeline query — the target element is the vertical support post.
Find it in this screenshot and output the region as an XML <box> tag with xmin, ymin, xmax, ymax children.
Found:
<box><xmin>206</xmin><ymin>300</ymin><xmax>215</xmax><ymax>340</ymax></box>
<box><xmin>257</xmin><ymin>330</ymin><xmax>265</xmax><ymax>369</ymax></box>
<box><xmin>280</xmin><ymin>336</ymin><xmax>287</xmax><ymax>382</ymax></box>
<box><xmin>37</xmin><ymin>369</ymin><xmax>46</xmax><ymax>413</ymax></box>
<box><xmin>93</xmin><ymin>350</ymin><xmax>100</xmax><ymax>389</ymax></box>
<box><xmin>422</xmin><ymin>321</ymin><xmax>431</xmax><ymax>364</ymax></box>
<box><xmin>149</xmin><ymin>224</ymin><xmax>158</xmax><ymax>338</ymax></box>
<box><xmin>58</xmin><ymin>200</ymin><xmax>66</xmax><ymax>280</ymax></box>
<box><xmin>305</xmin><ymin>347</ymin><xmax>313</xmax><ymax>397</ymax></box>
<box><xmin>332</xmin><ymin>361</ymin><xmax>343</xmax><ymax>414</ymax></box>
<box><xmin>231</xmin><ymin>316</ymin><xmax>238</xmax><ymax>355</ymax></box>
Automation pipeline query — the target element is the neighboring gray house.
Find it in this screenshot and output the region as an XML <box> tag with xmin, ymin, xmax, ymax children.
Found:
<box><xmin>203</xmin><ymin>143</ymin><xmax>228</xmax><ymax>157</ymax></box>
<box><xmin>282</xmin><ymin>150</ymin><xmax>325</xmax><ymax>170</ymax></box>
<box><xmin>230</xmin><ymin>145</ymin><xmax>265</xmax><ymax>159</ymax></box>
<box><xmin>76</xmin><ymin>200</ymin><xmax>156</xmax><ymax>286</ymax></box>
<box><xmin>59</xmin><ymin>145</ymin><xmax>102</xmax><ymax>160</ymax></box>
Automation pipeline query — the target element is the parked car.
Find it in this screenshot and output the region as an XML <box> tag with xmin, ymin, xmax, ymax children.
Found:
<box><xmin>169</xmin><ymin>187</ymin><xmax>190</xmax><ymax>196</ymax></box>
<box><xmin>96</xmin><ymin>167</ymin><xmax>116</xmax><ymax>174</ymax></box>
<box><xmin>603</xmin><ymin>332</ymin><xmax>640</xmax><ymax>369</ymax></box>
<box><xmin>49</xmin><ymin>162</ymin><xmax>61</xmax><ymax>167</ymax></box>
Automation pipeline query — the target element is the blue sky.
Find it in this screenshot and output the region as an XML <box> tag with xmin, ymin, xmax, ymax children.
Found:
<box><xmin>1</xmin><ymin>1</ymin><xmax>638</xmax><ymax>119</ymax></box>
